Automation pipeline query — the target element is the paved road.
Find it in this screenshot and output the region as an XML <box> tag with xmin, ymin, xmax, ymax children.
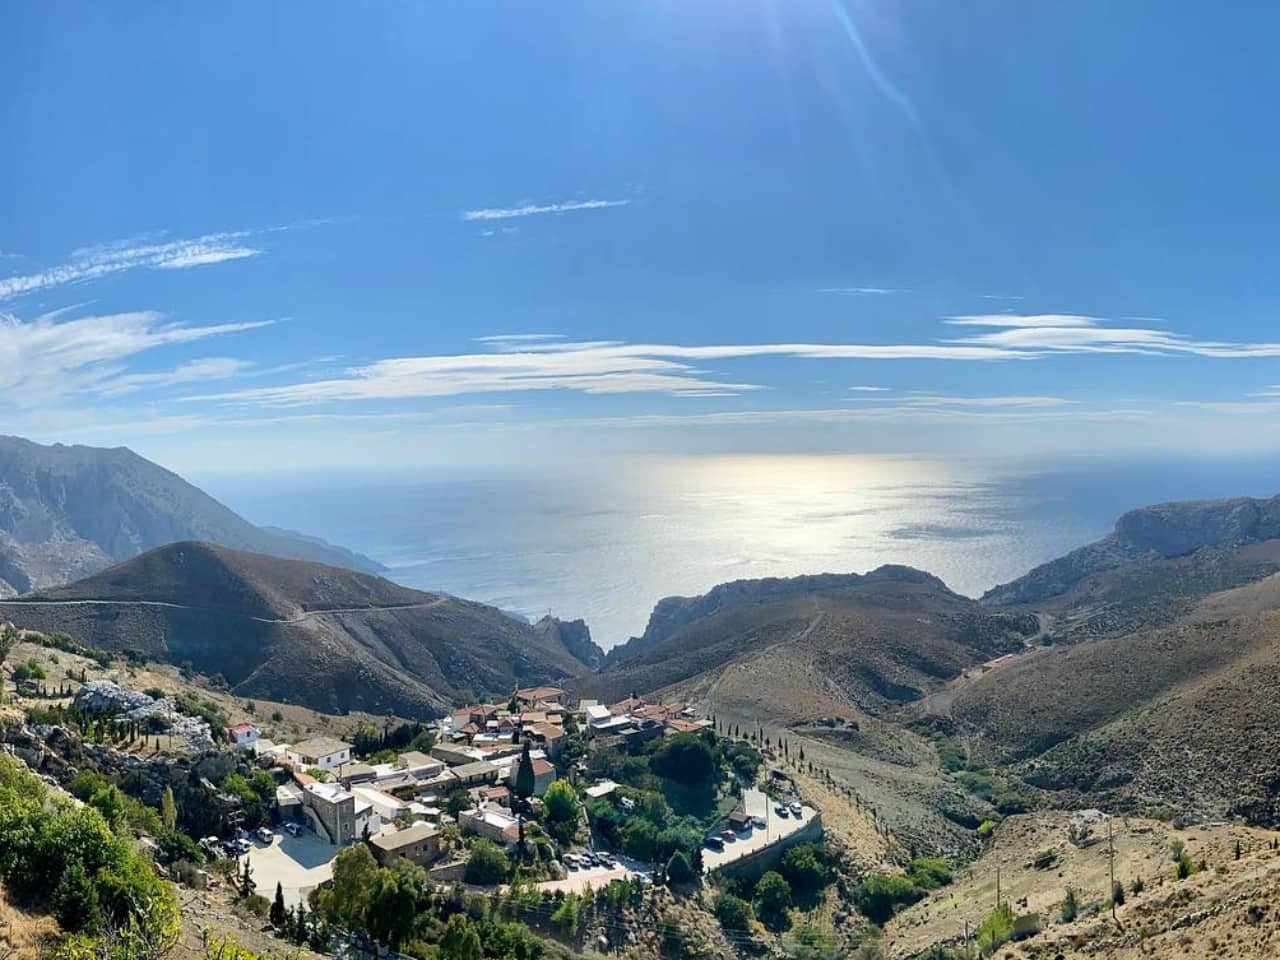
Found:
<box><xmin>0</xmin><ymin>596</ymin><xmax>447</xmax><ymax>625</ymax></box>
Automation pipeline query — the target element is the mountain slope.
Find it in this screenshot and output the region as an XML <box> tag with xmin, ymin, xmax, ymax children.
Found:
<box><xmin>577</xmin><ymin>566</ymin><xmax>1039</xmax><ymax>857</ymax></box>
<box><xmin>950</xmin><ymin>538</ymin><xmax>1280</xmax><ymax>824</ymax></box>
<box><xmin>0</xmin><ymin>542</ymin><xmax>595</xmax><ymax>718</ymax></box>
<box><xmin>0</xmin><ymin>435</ymin><xmax>383</xmax><ymax>594</ymax></box>
<box><xmin>982</xmin><ymin>493</ymin><xmax>1280</xmax><ymax>607</ymax></box>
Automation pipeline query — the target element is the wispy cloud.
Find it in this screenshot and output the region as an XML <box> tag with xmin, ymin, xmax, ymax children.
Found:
<box><xmin>0</xmin><ymin>228</ymin><xmax>278</xmax><ymax>302</ymax></box>
<box><xmin>980</xmin><ymin>294</ymin><xmax>1025</xmax><ymax>302</ymax></box>
<box><xmin>0</xmin><ymin>309</ymin><xmax>273</xmax><ymax>405</ymax></box>
<box><xmin>95</xmin><ymin>357</ymin><xmax>255</xmax><ymax>398</ymax></box>
<box><xmin>461</xmin><ymin>199</ymin><xmax>631</xmax><ymax>222</ymax></box>
<box><xmin>946</xmin><ymin>314</ymin><xmax>1280</xmax><ymax>357</ymax></box>
<box><xmin>818</xmin><ymin>287</ymin><xmax>906</xmax><ymax>296</ymax></box>
<box><xmin>180</xmin><ymin>313</ymin><xmax>1280</xmax><ymax>412</ymax></box>
<box><xmin>849</xmin><ymin>385</ymin><xmax>889</xmax><ymax>392</ymax></box>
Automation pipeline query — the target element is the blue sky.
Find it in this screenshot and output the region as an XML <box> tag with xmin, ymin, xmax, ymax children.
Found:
<box><xmin>4</xmin><ymin>1</ymin><xmax>1280</xmax><ymax>474</ymax></box>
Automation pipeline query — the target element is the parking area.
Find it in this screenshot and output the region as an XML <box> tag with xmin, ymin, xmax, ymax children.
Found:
<box><xmin>538</xmin><ymin>853</ymin><xmax>652</xmax><ymax>894</ymax></box>
<box><xmin>701</xmin><ymin>792</ymin><xmax>819</xmax><ymax>873</ymax></box>
<box><xmin>238</xmin><ymin>829</ymin><xmax>339</xmax><ymax>908</ymax></box>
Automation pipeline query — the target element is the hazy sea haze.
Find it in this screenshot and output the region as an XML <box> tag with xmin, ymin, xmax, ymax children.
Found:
<box><xmin>205</xmin><ymin>454</ymin><xmax>1280</xmax><ymax>650</ymax></box>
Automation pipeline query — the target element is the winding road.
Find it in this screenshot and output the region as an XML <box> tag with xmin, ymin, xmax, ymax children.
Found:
<box><xmin>0</xmin><ymin>596</ymin><xmax>448</xmax><ymax>625</ymax></box>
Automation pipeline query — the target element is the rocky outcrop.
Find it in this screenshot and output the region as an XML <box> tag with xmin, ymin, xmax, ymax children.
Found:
<box><xmin>534</xmin><ymin>615</ymin><xmax>604</xmax><ymax>670</ymax></box>
<box><xmin>73</xmin><ymin>679</ymin><xmax>214</xmax><ymax>749</ymax></box>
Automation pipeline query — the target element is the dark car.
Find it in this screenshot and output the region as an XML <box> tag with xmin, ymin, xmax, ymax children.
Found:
<box><xmin>703</xmin><ymin>835</ymin><xmax>725</xmax><ymax>851</ymax></box>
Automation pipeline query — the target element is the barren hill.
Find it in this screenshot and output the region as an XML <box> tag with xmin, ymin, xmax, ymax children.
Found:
<box><xmin>578</xmin><ymin>566</ymin><xmax>1039</xmax><ymax>857</ymax></box>
<box><xmin>0</xmin><ymin>434</ymin><xmax>383</xmax><ymax>595</ymax></box>
<box><xmin>0</xmin><ymin>542</ymin><xmax>595</xmax><ymax>718</ymax></box>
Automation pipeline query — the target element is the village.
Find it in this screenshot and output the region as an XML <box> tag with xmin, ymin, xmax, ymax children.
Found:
<box><xmin>205</xmin><ymin>685</ymin><xmax>822</xmax><ymax>912</ymax></box>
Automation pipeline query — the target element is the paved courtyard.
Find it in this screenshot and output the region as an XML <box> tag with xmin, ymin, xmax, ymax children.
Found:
<box><xmin>238</xmin><ymin>828</ymin><xmax>339</xmax><ymax>908</ymax></box>
<box><xmin>701</xmin><ymin>790</ymin><xmax>819</xmax><ymax>873</ymax></box>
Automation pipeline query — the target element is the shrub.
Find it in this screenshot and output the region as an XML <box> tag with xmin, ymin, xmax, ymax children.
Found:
<box><xmin>1060</xmin><ymin>887</ymin><xmax>1078</xmax><ymax>923</ymax></box>
<box><xmin>713</xmin><ymin>892</ymin><xmax>753</xmax><ymax>931</ymax></box>
<box><xmin>906</xmin><ymin>857</ymin><xmax>952</xmax><ymax>890</ymax></box>
<box><xmin>754</xmin><ymin>871</ymin><xmax>792</xmax><ymax>929</ymax></box>
<box><xmin>780</xmin><ymin>842</ymin><xmax>835</xmax><ymax>892</ymax></box>
<box><xmin>855</xmin><ymin>874</ymin><xmax>923</xmax><ymax>924</ymax></box>
<box><xmin>976</xmin><ymin>819</ymin><xmax>998</xmax><ymax>839</ymax></box>
<box><xmin>975</xmin><ymin>903</ymin><xmax>1014</xmax><ymax>955</ymax></box>
<box><xmin>1111</xmin><ymin>881</ymin><xmax>1126</xmax><ymax>906</ymax></box>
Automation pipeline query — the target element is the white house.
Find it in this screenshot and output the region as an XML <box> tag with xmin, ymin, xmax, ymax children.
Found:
<box><xmin>226</xmin><ymin>723</ymin><xmax>261</xmax><ymax>750</ymax></box>
<box><xmin>287</xmin><ymin>736</ymin><xmax>353</xmax><ymax>771</ymax></box>
<box><xmin>585</xmin><ymin>704</ymin><xmax>613</xmax><ymax>729</ymax></box>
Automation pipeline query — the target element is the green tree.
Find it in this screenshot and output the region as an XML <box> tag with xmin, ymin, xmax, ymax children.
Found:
<box><xmin>365</xmin><ymin>862</ymin><xmax>422</xmax><ymax>949</ymax></box>
<box><xmin>326</xmin><ymin>843</ymin><xmax>378</xmax><ymax>926</ymax></box>
<box><xmin>666</xmin><ymin>849</ymin><xmax>694</xmax><ymax>885</ymax></box>
<box><xmin>464</xmin><ymin>839</ymin><xmax>511</xmax><ymax>885</ymax></box>
<box><xmin>440</xmin><ymin>913</ymin><xmax>483</xmax><ymax>960</ymax></box>
<box><xmin>160</xmin><ymin>786</ymin><xmax>177</xmax><ymax>831</ymax></box>
<box><xmin>270</xmin><ymin>883</ymin><xmax>286</xmax><ymax>927</ymax></box>
<box><xmin>649</xmin><ymin>732</ymin><xmax>717</xmax><ymax>785</ymax></box>
<box><xmin>514</xmin><ymin>740</ymin><xmax>535</xmax><ymax>804</ymax></box>
<box><xmin>543</xmin><ymin>778</ymin><xmax>579</xmax><ymax>822</ymax></box>
<box><xmin>755</xmin><ymin>871</ymin><xmax>792</xmax><ymax>929</ymax></box>
<box><xmin>780</xmin><ymin>843</ymin><xmax>834</xmax><ymax>892</ymax></box>
<box><xmin>713</xmin><ymin>892</ymin><xmax>753</xmax><ymax>931</ymax></box>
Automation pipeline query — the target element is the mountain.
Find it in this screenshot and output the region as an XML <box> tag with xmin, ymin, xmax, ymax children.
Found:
<box><xmin>0</xmin><ymin>435</ymin><xmax>384</xmax><ymax>595</ymax></box>
<box><xmin>578</xmin><ymin>566</ymin><xmax>1040</xmax><ymax>856</ymax></box>
<box><xmin>948</xmin><ymin>537</ymin><xmax>1280</xmax><ymax>824</ymax></box>
<box><xmin>982</xmin><ymin>493</ymin><xmax>1280</xmax><ymax>607</ymax></box>
<box><xmin>0</xmin><ymin>541</ymin><xmax>597</xmax><ymax>718</ymax></box>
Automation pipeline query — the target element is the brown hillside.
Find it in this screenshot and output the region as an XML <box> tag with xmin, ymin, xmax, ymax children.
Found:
<box><xmin>0</xmin><ymin>542</ymin><xmax>593</xmax><ymax>718</ymax></box>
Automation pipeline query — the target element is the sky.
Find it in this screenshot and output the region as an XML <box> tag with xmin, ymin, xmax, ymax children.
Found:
<box><xmin>3</xmin><ymin>1</ymin><xmax>1280</xmax><ymax>476</ymax></box>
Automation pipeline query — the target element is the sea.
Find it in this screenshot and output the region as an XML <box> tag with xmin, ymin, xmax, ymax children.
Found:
<box><xmin>201</xmin><ymin>454</ymin><xmax>1280</xmax><ymax>651</ymax></box>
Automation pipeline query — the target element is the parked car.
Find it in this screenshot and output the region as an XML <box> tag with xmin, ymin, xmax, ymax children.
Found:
<box><xmin>775</xmin><ymin>804</ymin><xmax>790</xmax><ymax>818</ymax></box>
<box><xmin>703</xmin><ymin>835</ymin><xmax>725</xmax><ymax>851</ymax></box>
<box><xmin>284</xmin><ymin>822</ymin><xmax>302</xmax><ymax>837</ymax></box>
<box><xmin>752</xmin><ymin>816</ymin><xmax>767</xmax><ymax>829</ymax></box>
<box><xmin>789</xmin><ymin>802</ymin><xmax>803</xmax><ymax>816</ymax></box>
<box><xmin>720</xmin><ymin>829</ymin><xmax>736</xmax><ymax>841</ymax></box>
<box><xmin>598</xmin><ymin>853</ymin><xmax>616</xmax><ymax>867</ymax></box>
<box><xmin>255</xmin><ymin>827</ymin><xmax>273</xmax><ymax>843</ymax></box>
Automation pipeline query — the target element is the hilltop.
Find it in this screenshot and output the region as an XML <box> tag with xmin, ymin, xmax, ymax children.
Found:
<box><xmin>0</xmin><ymin>541</ymin><xmax>596</xmax><ymax>718</ymax></box>
<box><xmin>578</xmin><ymin>565</ymin><xmax>1039</xmax><ymax>856</ymax></box>
<box><xmin>0</xmin><ymin>435</ymin><xmax>383</xmax><ymax>595</ymax></box>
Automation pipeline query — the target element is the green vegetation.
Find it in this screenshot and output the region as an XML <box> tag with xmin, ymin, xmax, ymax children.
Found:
<box><xmin>173</xmin><ymin>691</ymin><xmax>229</xmax><ymax>742</ymax></box>
<box><xmin>754</xmin><ymin>870</ymin><xmax>793</xmax><ymax>930</ymax></box>
<box><xmin>0</xmin><ymin>754</ymin><xmax>178</xmax><ymax>947</ymax></box>
<box><xmin>464</xmin><ymin>839</ymin><xmax>511</xmax><ymax>885</ymax></box>
<box><xmin>905</xmin><ymin>856</ymin><xmax>952</xmax><ymax>891</ymax></box>
<box><xmin>854</xmin><ymin>873</ymin><xmax>924</xmax><ymax>924</ymax></box>
<box><xmin>1060</xmin><ymin>887</ymin><xmax>1078</xmax><ymax>923</ymax></box>
<box><xmin>974</xmin><ymin>903</ymin><xmax>1014</xmax><ymax>956</ymax></box>
<box><xmin>713</xmin><ymin>891</ymin><xmax>754</xmax><ymax>931</ymax></box>
<box><xmin>541</xmin><ymin>779</ymin><xmax>580</xmax><ymax>844</ymax></box>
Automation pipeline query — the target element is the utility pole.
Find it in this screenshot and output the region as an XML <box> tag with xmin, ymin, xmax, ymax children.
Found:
<box><xmin>995</xmin><ymin>865</ymin><xmax>1001</xmax><ymax>910</ymax></box>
